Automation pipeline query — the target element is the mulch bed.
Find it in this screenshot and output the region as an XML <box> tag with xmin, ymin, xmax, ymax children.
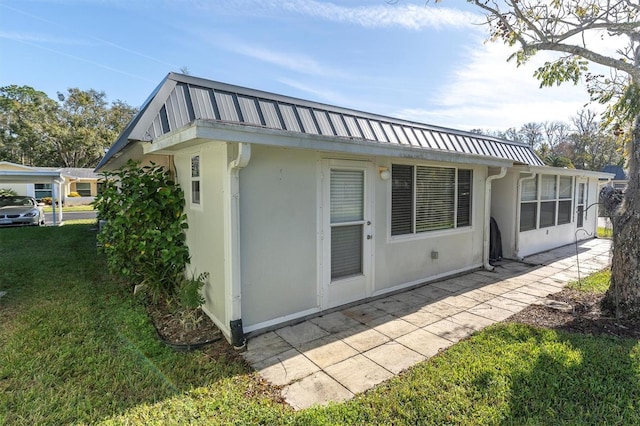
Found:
<box><xmin>147</xmin><ymin>300</ymin><xmax>221</xmax><ymax>346</ymax></box>
<box><xmin>508</xmin><ymin>289</ymin><xmax>640</xmax><ymax>340</ymax></box>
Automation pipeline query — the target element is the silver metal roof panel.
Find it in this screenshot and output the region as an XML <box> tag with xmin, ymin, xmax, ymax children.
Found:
<box><xmin>279</xmin><ymin>104</ymin><xmax>300</xmax><ymax>132</ymax></box>
<box><xmin>297</xmin><ymin>107</ymin><xmax>318</xmax><ymax>134</ymax></box>
<box><xmin>259</xmin><ymin>100</ymin><xmax>283</xmax><ymax>129</ymax></box>
<box><xmin>98</xmin><ymin>72</ymin><xmax>545</xmax><ymax>170</ymax></box>
<box><xmin>329</xmin><ymin>112</ymin><xmax>349</xmax><ymax>137</ymax></box>
<box><xmin>238</xmin><ymin>96</ymin><xmax>262</xmax><ymax>126</ymax></box>
<box><xmin>344</xmin><ymin>116</ymin><xmax>362</xmax><ymax>139</ymax></box>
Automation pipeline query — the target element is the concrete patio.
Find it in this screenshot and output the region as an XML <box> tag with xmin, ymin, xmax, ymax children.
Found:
<box><xmin>242</xmin><ymin>238</ymin><xmax>613</xmax><ymax>410</ymax></box>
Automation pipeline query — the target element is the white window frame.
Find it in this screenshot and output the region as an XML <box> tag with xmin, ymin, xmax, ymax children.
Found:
<box><xmin>190</xmin><ymin>154</ymin><xmax>201</xmax><ymax>208</ymax></box>
<box><xmin>390</xmin><ymin>163</ymin><xmax>473</xmax><ymax>238</ymax></box>
<box><xmin>520</xmin><ymin>174</ymin><xmax>574</xmax><ymax>232</ymax></box>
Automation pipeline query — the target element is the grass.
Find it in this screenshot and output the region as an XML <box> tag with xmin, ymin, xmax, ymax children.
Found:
<box><xmin>1</xmin><ymin>226</ymin><xmax>638</xmax><ymax>425</ymax></box>
<box><xmin>567</xmin><ymin>268</ymin><xmax>611</xmax><ymax>293</ymax></box>
<box><xmin>597</xmin><ymin>226</ymin><xmax>613</xmax><ymax>238</ymax></box>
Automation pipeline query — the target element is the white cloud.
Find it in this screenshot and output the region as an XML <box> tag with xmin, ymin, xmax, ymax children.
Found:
<box><xmin>229</xmin><ymin>42</ymin><xmax>348</xmax><ymax>78</ymax></box>
<box><xmin>395</xmin><ymin>37</ymin><xmax>605</xmax><ymax>131</ymax></box>
<box><xmin>274</xmin><ymin>0</ymin><xmax>481</xmax><ymax>30</ymax></box>
<box><xmin>191</xmin><ymin>0</ymin><xmax>480</xmax><ymax>30</ymax></box>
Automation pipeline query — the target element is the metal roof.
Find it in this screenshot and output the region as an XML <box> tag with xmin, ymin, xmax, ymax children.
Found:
<box><xmin>97</xmin><ymin>73</ymin><xmax>544</xmax><ymax>170</ymax></box>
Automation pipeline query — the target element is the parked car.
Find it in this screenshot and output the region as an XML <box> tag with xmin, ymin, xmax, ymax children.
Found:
<box><xmin>0</xmin><ymin>196</ymin><xmax>46</xmax><ymax>227</ymax></box>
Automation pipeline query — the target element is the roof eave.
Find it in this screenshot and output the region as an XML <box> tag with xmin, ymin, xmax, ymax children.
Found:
<box><xmin>145</xmin><ymin>120</ymin><xmax>515</xmax><ymax>168</ymax></box>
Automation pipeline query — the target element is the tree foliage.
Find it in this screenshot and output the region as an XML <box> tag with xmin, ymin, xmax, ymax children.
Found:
<box><xmin>453</xmin><ymin>0</ymin><xmax>640</xmax><ymax>318</ymax></box>
<box><xmin>0</xmin><ymin>85</ymin><xmax>136</xmax><ymax>168</ymax></box>
<box><xmin>476</xmin><ymin>109</ymin><xmax>623</xmax><ymax>170</ymax></box>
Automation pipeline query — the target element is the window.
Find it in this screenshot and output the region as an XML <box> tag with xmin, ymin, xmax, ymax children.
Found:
<box><xmin>539</xmin><ymin>175</ymin><xmax>556</xmax><ymax>228</ymax></box>
<box><xmin>76</xmin><ymin>182</ymin><xmax>91</xmax><ymax>197</ymax></box>
<box><xmin>391</xmin><ymin>164</ymin><xmax>472</xmax><ymax>236</ymax></box>
<box><xmin>34</xmin><ymin>183</ymin><xmax>52</xmax><ymax>199</ymax></box>
<box><xmin>519</xmin><ymin>178</ymin><xmax>537</xmax><ymax>231</ymax></box>
<box><xmin>557</xmin><ymin>176</ymin><xmax>572</xmax><ymax>225</ymax></box>
<box><xmin>191</xmin><ymin>155</ymin><xmax>201</xmax><ymax>205</ymax></box>
<box><xmin>520</xmin><ymin>174</ymin><xmax>573</xmax><ymax>231</ymax></box>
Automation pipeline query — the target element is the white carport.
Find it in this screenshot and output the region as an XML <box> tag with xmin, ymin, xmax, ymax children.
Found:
<box><xmin>0</xmin><ymin>169</ymin><xmax>65</xmax><ymax>226</ymax></box>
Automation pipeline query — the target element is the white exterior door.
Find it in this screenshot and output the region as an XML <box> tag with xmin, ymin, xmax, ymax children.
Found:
<box><xmin>321</xmin><ymin>159</ymin><xmax>372</xmax><ymax>310</ymax></box>
<box><xmin>576</xmin><ymin>178</ymin><xmax>587</xmax><ymax>228</ymax></box>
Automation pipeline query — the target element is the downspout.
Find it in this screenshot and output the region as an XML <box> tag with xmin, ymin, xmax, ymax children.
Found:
<box><xmin>515</xmin><ymin>172</ymin><xmax>537</xmax><ymax>260</ymax></box>
<box><xmin>226</xmin><ymin>142</ymin><xmax>251</xmax><ymax>349</ymax></box>
<box><xmin>483</xmin><ymin>167</ymin><xmax>507</xmax><ymax>271</ymax></box>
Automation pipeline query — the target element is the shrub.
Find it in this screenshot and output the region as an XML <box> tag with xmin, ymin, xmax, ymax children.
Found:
<box><xmin>174</xmin><ymin>272</ymin><xmax>208</xmax><ymax>330</ymax></box>
<box><xmin>93</xmin><ymin>160</ymin><xmax>190</xmax><ymax>303</ymax></box>
<box><xmin>40</xmin><ymin>197</ymin><xmax>53</xmax><ymax>205</ymax></box>
<box><xmin>68</xmin><ymin>191</ymin><xmax>81</xmax><ymax>197</ymax></box>
<box><xmin>0</xmin><ymin>188</ymin><xmax>17</xmax><ymax>196</ymax></box>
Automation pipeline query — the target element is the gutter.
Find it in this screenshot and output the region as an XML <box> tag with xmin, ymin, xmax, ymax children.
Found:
<box><xmin>483</xmin><ymin>167</ymin><xmax>508</xmax><ymax>271</ymax></box>
<box><xmin>225</xmin><ymin>142</ymin><xmax>251</xmax><ymax>349</ymax></box>
<box><xmin>514</xmin><ymin>172</ymin><xmax>537</xmax><ymax>260</ymax></box>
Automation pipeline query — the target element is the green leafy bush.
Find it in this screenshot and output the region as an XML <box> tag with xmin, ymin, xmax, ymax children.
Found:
<box><xmin>0</xmin><ymin>188</ymin><xmax>17</xmax><ymax>196</ymax></box>
<box><xmin>93</xmin><ymin>160</ymin><xmax>190</xmax><ymax>302</ymax></box>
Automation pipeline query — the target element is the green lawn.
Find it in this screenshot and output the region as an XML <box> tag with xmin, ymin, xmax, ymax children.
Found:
<box><xmin>1</xmin><ymin>226</ymin><xmax>639</xmax><ymax>425</ymax></box>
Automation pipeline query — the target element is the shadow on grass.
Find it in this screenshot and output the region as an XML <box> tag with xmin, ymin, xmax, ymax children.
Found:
<box><xmin>481</xmin><ymin>325</ymin><xmax>640</xmax><ymax>425</ymax></box>
<box><xmin>0</xmin><ymin>225</ymin><xmax>255</xmax><ymax>425</ymax></box>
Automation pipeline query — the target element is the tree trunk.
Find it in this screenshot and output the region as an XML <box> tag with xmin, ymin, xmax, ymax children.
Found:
<box><xmin>602</xmin><ymin>112</ymin><xmax>640</xmax><ymax>318</ymax></box>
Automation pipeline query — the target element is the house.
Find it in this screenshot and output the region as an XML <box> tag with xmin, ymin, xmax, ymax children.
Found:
<box><xmin>97</xmin><ymin>73</ymin><xmax>614</xmax><ymax>346</ymax></box>
<box><xmin>0</xmin><ymin>162</ymin><xmax>65</xmax><ymax>225</ymax></box>
<box><xmin>0</xmin><ymin>162</ymin><xmax>100</xmax><ymax>205</ymax></box>
<box><xmin>601</xmin><ymin>165</ymin><xmax>628</xmax><ymax>191</ymax></box>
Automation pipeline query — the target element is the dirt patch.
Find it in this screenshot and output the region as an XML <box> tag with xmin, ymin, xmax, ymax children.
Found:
<box><xmin>508</xmin><ymin>289</ymin><xmax>640</xmax><ymax>339</ymax></box>
<box><xmin>147</xmin><ymin>300</ymin><xmax>221</xmax><ymax>345</ymax></box>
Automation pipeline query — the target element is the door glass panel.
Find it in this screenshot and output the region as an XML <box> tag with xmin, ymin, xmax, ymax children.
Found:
<box><xmin>330</xmin><ymin>170</ymin><xmax>364</xmax><ymax>223</ymax></box>
<box><xmin>331</xmin><ymin>225</ymin><xmax>363</xmax><ymax>279</ymax></box>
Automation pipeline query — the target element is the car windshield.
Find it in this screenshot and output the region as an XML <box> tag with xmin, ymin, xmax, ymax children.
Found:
<box><xmin>0</xmin><ymin>197</ymin><xmax>36</xmax><ymax>207</ymax></box>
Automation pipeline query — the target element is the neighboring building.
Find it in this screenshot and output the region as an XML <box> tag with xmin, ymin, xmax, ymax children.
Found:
<box><xmin>0</xmin><ymin>162</ymin><xmax>100</xmax><ymax>206</ymax></box>
<box><xmin>601</xmin><ymin>165</ymin><xmax>628</xmax><ymax>190</ymax></box>
<box><xmin>96</xmin><ymin>73</ymin><xmax>614</xmax><ymax>345</ymax></box>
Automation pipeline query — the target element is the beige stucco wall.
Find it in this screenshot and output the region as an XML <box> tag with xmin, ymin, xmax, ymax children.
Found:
<box><xmin>237</xmin><ymin>145</ymin><xmax>488</xmax><ymax>332</ymax></box>
<box><xmin>239</xmin><ymin>145</ymin><xmax>319</xmax><ymax>328</ymax></box>
<box><xmin>0</xmin><ymin>183</ymin><xmax>31</xmax><ymax>196</ymax></box>
<box><xmin>174</xmin><ymin>143</ymin><xmax>228</xmax><ymax>334</ymax></box>
<box><xmin>491</xmin><ymin>170</ymin><xmax>518</xmax><ymax>259</ymax></box>
<box><xmin>372</xmin><ymin>160</ymin><xmax>486</xmax><ymax>294</ymax></box>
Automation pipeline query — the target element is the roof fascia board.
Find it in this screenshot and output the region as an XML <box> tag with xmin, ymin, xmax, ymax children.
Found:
<box><xmin>527</xmin><ymin>165</ymin><xmax>615</xmax><ymax>179</ymax></box>
<box><xmin>146</xmin><ymin>120</ymin><xmax>514</xmax><ymax>168</ymax></box>
<box><xmin>128</xmin><ymin>78</ymin><xmax>178</xmax><ymax>141</ymax></box>
<box><xmin>96</xmin><ymin>75</ymin><xmax>178</xmax><ymax>170</ymax></box>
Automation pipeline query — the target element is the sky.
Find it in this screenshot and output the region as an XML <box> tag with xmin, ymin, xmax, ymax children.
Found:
<box><xmin>0</xmin><ymin>0</ymin><xmax>608</xmax><ymax>132</ymax></box>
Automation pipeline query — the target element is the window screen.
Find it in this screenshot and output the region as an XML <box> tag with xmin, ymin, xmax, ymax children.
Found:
<box><xmin>391</xmin><ymin>164</ymin><xmax>469</xmax><ymax>236</ymax></box>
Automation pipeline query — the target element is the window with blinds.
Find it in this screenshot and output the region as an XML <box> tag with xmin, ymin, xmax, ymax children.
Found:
<box><xmin>330</xmin><ymin>169</ymin><xmax>364</xmax><ymax>280</ymax></box>
<box><xmin>391</xmin><ymin>165</ymin><xmax>473</xmax><ymax>236</ymax></box>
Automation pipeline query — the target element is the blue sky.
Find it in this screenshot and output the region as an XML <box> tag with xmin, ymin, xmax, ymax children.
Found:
<box><xmin>0</xmin><ymin>0</ymin><xmax>599</xmax><ymax>131</ymax></box>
